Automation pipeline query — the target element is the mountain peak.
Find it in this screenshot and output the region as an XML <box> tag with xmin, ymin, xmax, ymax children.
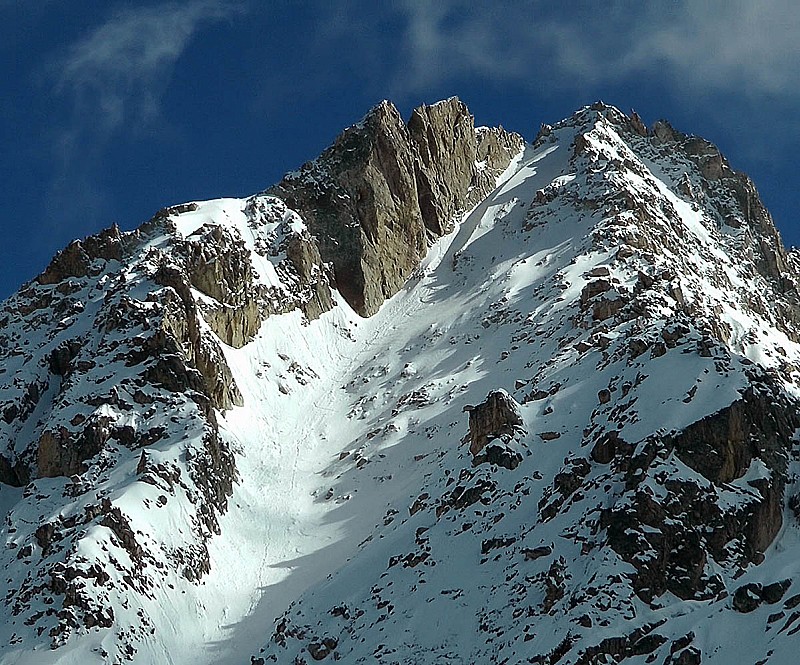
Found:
<box><xmin>270</xmin><ymin>97</ymin><xmax>523</xmax><ymax>315</ymax></box>
<box><xmin>2</xmin><ymin>99</ymin><xmax>800</xmax><ymax>665</ymax></box>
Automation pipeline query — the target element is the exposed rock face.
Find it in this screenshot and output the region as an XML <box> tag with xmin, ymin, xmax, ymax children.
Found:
<box><xmin>604</xmin><ymin>378</ymin><xmax>799</xmax><ymax>602</ymax></box>
<box><xmin>669</xmin><ymin>385</ymin><xmax>795</xmax><ymax>487</ymax></box>
<box><xmin>180</xmin><ymin>224</ymin><xmax>262</xmax><ymax>348</ymax></box>
<box><xmin>37</xmin><ymin>418</ymin><xmax>113</xmax><ymax>478</ymax></box>
<box><xmin>271</xmin><ymin>98</ymin><xmax>522</xmax><ymax>315</ymax></box>
<box><xmin>409</xmin><ymin>99</ymin><xmax>524</xmax><ymax>237</ymax></box>
<box><xmin>732</xmin><ymin>580</ymin><xmax>791</xmax><ymax>613</ymax></box>
<box><xmin>408</xmin><ymin>100</ymin><xmax>476</xmax><ymax>237</ymax></box>
<box><xmin>649</xmin><ymin>118</ymin><xmax>794</xmax><ymax>293</ymax></box>
<box><xmin>464</xmin><ymin>389</ymin><xmax>525</xmax><ymax>457</ymax></box>
<box><xmin>270</xmin><ymin>100</ymin><xmax>426</xmax><ymax>316</ymax></box>
<box><xmin>36</xmin><ymin>224</ymin><xmax>125</xmax><ymax>286</ymax></box>
<box><xmin>151</xmin><ymin>262</ymin><xmax>244</xmax><ymax>411</ymax></box>
<box><xmin>474</xmin><ymin>126</ymin><xmax>526</xmax><ymax>194</ymax></box>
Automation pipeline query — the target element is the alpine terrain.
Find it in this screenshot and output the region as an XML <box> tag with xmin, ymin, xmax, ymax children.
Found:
<box><xmin>2</xmin><ymin>98</ymin><xmax>800</xmax><ymax>665</ymax></box>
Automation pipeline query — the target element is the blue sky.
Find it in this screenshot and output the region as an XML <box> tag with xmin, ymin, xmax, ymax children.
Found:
<box><xmin>2</xmin><ymin>0</ymin><xmax>799</xmax><ymax>298</ymax></box>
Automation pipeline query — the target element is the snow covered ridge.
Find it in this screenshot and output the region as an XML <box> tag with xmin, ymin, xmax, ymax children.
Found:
<box><xmin>1</xmin><ymin>99</ymin><xmax>800</xmax><ymax>664</ymax></box>
<box><xmin>0</xmin><ymin>193</ymin><xmax>337</xmax><ymax>662</ymax></box>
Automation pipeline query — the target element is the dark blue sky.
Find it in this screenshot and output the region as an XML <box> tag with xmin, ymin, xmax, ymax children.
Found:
<box><xmin>2</xmin><ymin>1</ymin><xmax>799</xmax><ymax>298</ymax></box>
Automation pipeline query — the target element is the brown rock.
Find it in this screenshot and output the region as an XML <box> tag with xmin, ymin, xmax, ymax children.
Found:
<box><xmin>590</xmin><ymin>431</ymin><xmax>632</xmax><ymax>464</ymax></box>
<box><xmin>36</xmin><ymin>240</ymin><xmax>91</xmax><ymax>285</ymax></box>
<box><xmin>522</xmin><ymin>545</ymin><xmax>552</xmax><ymax>561</ymax></box>
<box><xmin>629</xmin><ymin>110</ymin><xmax>647</xmax><ymax>137</ymax></box>
<box><xmin>668</xmin><ymin>386</ymin><xmax>796</xmax><ymax>486</ymax></box>
<box><xmin>580</xmin><ymin>279</ymin><xmax>612</xmax><ymax>306</ymax></box>
<box><xmin>465</xmin><ymin>389</ymin><xmax>524</xmax><ymax>457</ymax></box>
<box><xmin>271</xmin><ymin>100</ymin><xmax>426</xmax><ymax>316</ymax></box>
<box><xmin>181</xmin><ymin>224</ymin><xmax>262</xmax><ymax>348</ymax></box>
<box><xmin>308</xmin><ymin>637</ymin><xmax>338</xmax><ymax>661</ymax></box>
<box><xmin>37</xmin><ymin>225</ymin><xmax>125</xmax><ymax>285</ymax></box>
<box><xmin>733</xmin><ymin>583</ymin><xmax>763</xmax><ymax>613</ymax></box>
<box><xmin>409</xmin><ymin>99</ymin><xmax>480</xmax><ymax>236</ymax></box>
<box><xmin>651</xmin><ymin>119</ymin><xmax>678</xmax><ymax>144</ymax></box>
<box><xmin>48</xmin><ymin>339</ymin><xmax>83</xmax><ymax>376</ymax></box>
<box><xmin>271</xmin><ymin>98</ymin><xmax>522</xmax><ymax>316</ymax></box>
<box><xmin>539</xmin><ymin>431</ymin><xmax>561</xmax><ymax>441</ymax></box>
<box><xmin>152</xmin><ymin>264</ymin><xmax>243</xmax><ymax>409</ymax></box>
<box><xmin>37</xmin><ymin>418</ymin><xmax>112</xmax><ymax>478</ymax></box>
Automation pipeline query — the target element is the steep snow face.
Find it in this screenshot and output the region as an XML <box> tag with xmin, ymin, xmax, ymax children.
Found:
<box><xmin>2</xmin><ymin>103</ymin><xmax>800</xmax><ymax>665</ymax></box>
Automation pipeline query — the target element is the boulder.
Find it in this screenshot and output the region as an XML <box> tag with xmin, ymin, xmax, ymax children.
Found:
<box><xmin>464</xmin><ymin>390</ymin><xmax>525</xmax><ymax>457</ymax></box>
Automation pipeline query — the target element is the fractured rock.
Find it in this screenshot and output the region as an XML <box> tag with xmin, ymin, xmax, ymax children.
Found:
<box><xmin>464</xmin><ymin>389</ymin><xmax>525</xmax><ymax>457</ymax></box>
<box><xmin>271</xmin><ymin>98</ymin><xmax>522</xmax><ymax>316</ymax></box>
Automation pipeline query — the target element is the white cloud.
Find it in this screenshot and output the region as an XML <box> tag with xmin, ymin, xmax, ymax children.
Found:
<box><xmin>42</xmin><ymin>0</ymin><xmax>244</xmax><ymax>242</ymax></box>
<box><xmin>393</xmin><ymin>1</ymin><xmax>534</xmax><ymax>92</ymax></box>
<box><xmin>54</xmin><ymin>0</ymin><xmax>243</xmax><ymax>132</ymax></box>
<box><xmin>390</xmin><ymin>0</ymin><xmax>800</xmax><ymax>98</ymax></box>
<box><xmin>540</xmin><ymin>1</ymin><xmax>800</xmax><ymax>95</ymax></box>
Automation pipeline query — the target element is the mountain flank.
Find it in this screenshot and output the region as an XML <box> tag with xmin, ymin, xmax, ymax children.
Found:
<box><xmin>1</xmin><ymin>99</ymin><xmax>800</xmax><ymax>665</ymax></box>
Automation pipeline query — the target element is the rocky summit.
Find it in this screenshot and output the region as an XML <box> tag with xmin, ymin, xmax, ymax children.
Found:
<box><xmin>1</xmin><ymin>98</ymin><xmax>800</xmax><ymax>665</ymax></box>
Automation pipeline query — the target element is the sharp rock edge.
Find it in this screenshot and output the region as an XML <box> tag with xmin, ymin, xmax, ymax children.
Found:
<box><xmin>2</xmin><ymin>99</ymin><xmax>800</xmax><ymax>665</ymax></box>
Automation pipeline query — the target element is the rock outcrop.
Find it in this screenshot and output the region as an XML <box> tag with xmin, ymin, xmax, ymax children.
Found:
<box><xmin>271</xmin><ymin>98</ymin><xmax>523</xmax><ymax>316</ymax></box>
<box><xmin>179</xmin><ymin>224</ymin><xmax>263</xmax><ymax>348</ymax></box>
<box><xmin>409</xmin><ymin>100</ymin><xmax>523</xmax><ymax>236</ymax></box>
<box><xmin>243</xmin><ymin>195</ymin><xmax>335</xmax><ymax>321</ymax></box>
<box><xmin>270</xmin><ymin>100</ymin><xmax>427</xmax><ymax>316</ymax></box>
<box><xmin>464</xmin><ymin>389</ymin><xmax>525</xmax><ymax>465</ymax></box>
<box><xmin>150</xmin><ymin>261</ymin><xmax>243</xmax><ymax>410</ymax></box>
<box><xmin>36</xmin><ymin>224</ymin><xmax>126</xmax><ymax>286</ymax></box>
<box><xmin>650</xmin><ymin>117</ymin><xmax>795</xmax><ymax>292</ymax></box>
<box><xmin>603</xmin><ymin>377</ymin><xmax>799</xmax><ymax>603</ymax></box>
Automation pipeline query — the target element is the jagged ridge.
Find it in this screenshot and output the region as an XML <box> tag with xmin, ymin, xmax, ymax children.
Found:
<box><xmin>270</xmin><ymin>97</ymin><xmax>523</xmax><ymax>316</ymax></box>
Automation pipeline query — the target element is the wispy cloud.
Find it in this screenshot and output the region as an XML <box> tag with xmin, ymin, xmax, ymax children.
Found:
<box><xmin>391</xmin><ymin>1</ymin><xmax>534</xmax><ymax>93</ymax></box>
<box><xmin>390</xmin><ymin>0</ymin><xmax>800</xmax><ymax>98</ymax></box>
<box><xmin>54</xmin><ymin>0</ymin><xmax>244</xmax><ymax>133</ymax></box>
<box><xmin>40</xmin><ymin>0</ymin><xmax>245</xmax><ymax>246</ymax></box>
<box><xmin>536</xmin><ymin>1</ymin><xmax>800</xmax><ymax>96</ymax></box>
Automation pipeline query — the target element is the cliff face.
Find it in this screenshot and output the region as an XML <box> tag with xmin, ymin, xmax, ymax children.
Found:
<box><xmin>270</xmin><ymin>97</ymin><xmax>523</xmax><ymax>315</ymax></box>
<box><xmin>410</xmin><ymin>100</ymin><xmax>524</xmax><ymax>236</ymax></box>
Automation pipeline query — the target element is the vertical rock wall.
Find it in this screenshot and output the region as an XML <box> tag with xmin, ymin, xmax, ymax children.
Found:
<box><xmin>271</xmin><ymin>98</ymin><xmax>524</xmax><ymax>316</ymax></box>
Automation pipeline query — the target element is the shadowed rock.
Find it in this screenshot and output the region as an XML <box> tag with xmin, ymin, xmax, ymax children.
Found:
<box><xmin>270</xmin><ymin>98</ymin><xmax>522</xmax><ymax>316</ymax></box>
<box><xmin>464</xmin><ymin>389</ymin><xmax>525</xmax><ymax>458</ymax></box>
